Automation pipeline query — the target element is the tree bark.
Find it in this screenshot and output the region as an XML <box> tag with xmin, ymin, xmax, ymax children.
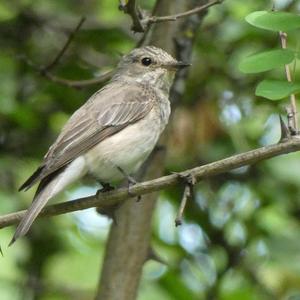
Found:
<box><xmin>95</xmin><ymin>149</ymin><xmax>165</xmax><ymax>300</ymax></box>
<box><xmin>95</xmin><ymin>1</ymin><xmax>211</xmax><ymax>299</ymax></box>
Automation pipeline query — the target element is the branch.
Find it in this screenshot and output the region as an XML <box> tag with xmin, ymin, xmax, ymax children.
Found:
<box><xmin>119</xmin><ymin>0</ymin><xmax>145</xmax><ymax>32</ymax></box>
<box><xmin>42</xmin><ymin>17</ymin><xmax>86</xmax><ymax>72</ymax></box>
<box><xmin>279</xmin><ymin>31</ymin><xmax>299</xmax><ymax>134</ymax></box>
<box><xmin>1</xmin><ymin>137</ymin><xmax>300</xmax><ymax>229</ymax></box>
<box><xmin>41</xmin><ymin>70</ymin><xmax>113</xmax><ymax>88</ymax></box>
<box><xmin>175</xmin><ymin>174</ymin><xmax>196</xmax><ymax>226</ymax></box>
<box><xmin>19</xmin><ymin>54</ymin><xmax>113</xmax><ymax>88</ymax></box>
<box><xmin>145</xmin><ymin>0</ymin><xmax>224</xmax><ymax>25</ymax></box>
<box><xmin>120</xmin><ymin>0</ymin><xmax>224</xmax><ymax>32</ymax></box>
<box><xmin>18</xmin><ymin>17</ymin><xmax>113</xmax><ymax>88</ymax></box>
<box><xmin>96</xmin><ymin>2</ymin><xmax>210</xmax><ymax>299</ymax></box>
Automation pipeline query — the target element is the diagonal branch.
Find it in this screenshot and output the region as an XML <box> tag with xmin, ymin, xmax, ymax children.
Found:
<box><xmin>19</xmin><ymin>17</ymin><xmax>113</xmax><ymax>88</ymax></box>
<box><xmin>42</xmin><ymin>17</ymin><xmax>86</xmax><ymax>72</ymax></box>
<box><xmin>1</xmin><ymin>136</ymin><xmax>300</xmax><ymax>229</ymax></box>
<box><xmin>41</xmin><ymin>70</ymin><xmax>113</xmax><ymax>88</ymax></box>
<box><xmin>121</xmin><ymin>0</ymin><xmax>224</xmax><ymax>32</ymax></box>
<box><xmin>145</xmin><ymin>0</ymin><xmax>224</xmax><ymax>25</ymax></box>
<box><xmin>19</xmin><ymin>54</ymin><xmax>113</xmax><ymax>88</ymax></box>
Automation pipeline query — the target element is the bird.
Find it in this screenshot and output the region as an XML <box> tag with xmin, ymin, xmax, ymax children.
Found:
<box><xmin>11</xmin><ymin>46</ymin><xmax>189</xmax><ymax>245</ymax></box>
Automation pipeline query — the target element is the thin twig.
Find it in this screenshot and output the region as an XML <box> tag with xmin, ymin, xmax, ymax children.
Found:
<box><xmin>1</xmin><ymin>137</ymin><xmax>300</xmax><ymax>229</ymax></box>
<box><xmin>279</xmin><ymin>115</ymin><xmax>291</xmax><ymax>142</ymax></box>
<box><xmin>279</xmin><ymin>31</ymin><xmax>299</xmax><ymax>134</ymax></box>
<box><xmin>18</xmin><ymin>17</ymin><xmax>113</xmax><ymax>88</ymax></box>
<box><xmin>19</xmin><ymin>54</ymin><xmax>113</xmax><ymax>88</ymax></box>
<box><xmin>144</xmin><ymin>0</ymin><xmax>223</xmax><ymax>26</ymax></box>
<box><xmin>42</xmin><ymin>70</ymin><xmax>113</xmax><ymax>88</ymax></box>
<box><xmin>175</xmin><ymin>185</ymin><xmax>191</xmax><ymax>226</ymax></box>
<box><xmin>119</xmin><ymin>0</ymin><xmax>145</xmax><ymax>32</ymax></box>
<box><xmin>175</xmin><ymin>174</ymin><xmax>196</xmax><ymax>226</ymax></box>
<box><xmin>285</xmin><ymin>105</ymin><xmax>295</xmax><ymax>134</ymax></box>
<box><xmin>121</xmin><ymin>0</ymin><xmax>223</xmax><ymax>32</ymax></box>
<box><xmin>42</xmin><ymin>17</ymin><xmax>86</xmax><ymax>72</ymax></box>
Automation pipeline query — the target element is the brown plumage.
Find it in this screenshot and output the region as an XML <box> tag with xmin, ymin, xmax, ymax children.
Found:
<box><xmin>11</xmin><ymin>46</ymin><xmax>188</xmax><ymax>245</ymax></box>
<box><xmin>19</xmin><ymin>81</ymin><xmax>154</xmax><ymax>191</ymax></box>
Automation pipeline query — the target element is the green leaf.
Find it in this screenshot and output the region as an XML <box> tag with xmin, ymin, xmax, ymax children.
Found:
<box><xmin>239</xmin><ymin>49</ymin><xmax>295</xmax><ymax>73</ymax></box>
<box><xmin>246</xmin><ymin>11</ymin><xmax>300</xmax><ymax>31</ymax></box>
<box><xmin>255</xmin><ymin>80</ymin><xmax>300</xmax><ymax>100</ymax></box>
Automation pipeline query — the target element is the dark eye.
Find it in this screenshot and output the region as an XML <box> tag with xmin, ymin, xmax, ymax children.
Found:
<box><xmin>141</xmin><ymin>57</ymin><xmax>152</xmax><ymax>66</ymax></box>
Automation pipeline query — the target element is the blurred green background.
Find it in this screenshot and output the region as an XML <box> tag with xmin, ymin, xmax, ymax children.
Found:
<box><xmin>1</xmin><ymin>0</ymin><xmax>300</xmax><ymax>299</ymax></box>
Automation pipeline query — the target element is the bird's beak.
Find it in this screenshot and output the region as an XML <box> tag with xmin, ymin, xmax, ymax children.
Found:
<box><xmin>175</xmin><ymin>61</ymin><xmax>191</xmax><ymax>69</ymax></box>
<box><xmin>163</xmin><ymin>61</ymin><xmax>191</xmax><ymax>70</ymax></box>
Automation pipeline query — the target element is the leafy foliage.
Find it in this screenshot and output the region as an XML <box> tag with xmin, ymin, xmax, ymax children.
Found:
<box><xmin>239</xmin><ymin>8</ymin><xmax>300</xmax><ymax>101</ymax></box>
<box><xmin>256</xmin><ymin>80</ymin><xmax>300</xmax><ymax>100</ymax></box>
<box><xmin>239</xmin><ymin>48</ymin><xmax>295</xmax><ymax>73</ymax></box>
<box><xmin>246</xmin><ymin>10</ymin><xmax>300</xmax><ymax>32</ymax></box>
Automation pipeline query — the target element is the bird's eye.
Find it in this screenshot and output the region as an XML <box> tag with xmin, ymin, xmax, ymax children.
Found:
<box><xmin>141</xmin><ymin>57</ymin><xmax>152</xmax><ymax>66</ymax></box>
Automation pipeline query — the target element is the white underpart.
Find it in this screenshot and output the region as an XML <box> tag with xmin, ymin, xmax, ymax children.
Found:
<box><xmin>84</xmin><ymin>107</ymin><xmax>167</xmax><ymax>183</ymax></box>
<box><xmin>34</xmin><ymin>104</ymin><xmax>169</xmax><ymax>201</ymax></box>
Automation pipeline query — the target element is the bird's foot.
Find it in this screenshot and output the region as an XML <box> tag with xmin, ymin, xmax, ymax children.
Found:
<box><xmin>95</xmin><ymin>182</ymin><xmax>115</xmax><ymax>198</ymax></box>
<box><xmin>116</xmin><ymin>166</ymin><xmax>141</xmax><ymax>202</ymax></box>
<box><xmin>128</xmin><ymin>178</ymin><xmax>142</xmax><ymax>202</ymax></box>
<box><xmin>173</xmin><ymin>172</ymin><xmax>196</xmax><ymax>186</ymax></box>
<box><xmin>99</xmin><ymin>182</ymin><xmax>115</xmax><ymax>193</ymax></box>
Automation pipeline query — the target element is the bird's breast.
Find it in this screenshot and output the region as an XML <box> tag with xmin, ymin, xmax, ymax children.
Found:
<box><xmin>83</xmin><ymin>107</ymin><xmax>167</xmax><ymax>183</ymax></box>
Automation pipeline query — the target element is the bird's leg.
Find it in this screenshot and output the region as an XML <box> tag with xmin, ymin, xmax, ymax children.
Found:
<box><xmin>99</xmin><ymin>181</ymin><xmax>115</xmax><ymax>193</ymax></box>
<box><xmin>116</xmin><ymin>166</ymin><xmax>137</xmax><ymax>185</ymax></box>
<box><xmin>116</xmin><ymin>166</ymin><xmax>141</xmax><ymax>202</ymax></box>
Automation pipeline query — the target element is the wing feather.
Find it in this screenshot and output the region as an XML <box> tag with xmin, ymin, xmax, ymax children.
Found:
<box><xmin>20</xmin><ymin>82</ymin><xmax>155</xmax><ymax>190</ymax></box>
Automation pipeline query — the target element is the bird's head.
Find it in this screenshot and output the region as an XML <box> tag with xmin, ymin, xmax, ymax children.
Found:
<box><xmin>114</xmin><ymin>46</ymin><xmax>190</xmax><ymax>90</ymax></box>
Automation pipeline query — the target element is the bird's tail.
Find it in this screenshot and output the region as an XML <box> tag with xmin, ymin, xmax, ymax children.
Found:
<box><xmin>9</xmin><ymin>178</ymin><xmax>58</xmax><ymax>246</ymax></box>
<box><xmin>10</xmin><ymin>157</ymin><xmax>87</xmax><ymax>246</ymax></box>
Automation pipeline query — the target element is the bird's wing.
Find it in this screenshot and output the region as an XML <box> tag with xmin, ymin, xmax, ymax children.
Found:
<box><xmin>19</xmin><ymin>82</ymin><xmax>155</xmax><ymax>191</ymax></box>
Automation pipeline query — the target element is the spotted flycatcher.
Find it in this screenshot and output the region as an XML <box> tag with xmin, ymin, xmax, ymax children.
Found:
<box><xmin>11</xmin><ymin>46</ymin><xmax>189</xmax><ymax>245</ymax></box>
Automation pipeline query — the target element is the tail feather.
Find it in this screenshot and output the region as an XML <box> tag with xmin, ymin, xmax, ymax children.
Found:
<box><xmin>9</xmin><ymin>182</ymin><xmax>54</xmax><ymax>246</ymax></box>
<box><xmin>18</xmin><ymin>166</ymin><xmax>45</xmax><ymax>192</ymax></box>
<box><xmin>9</xmin><ymin>177</ymin><xmax>59</xmax><ymax>246</ymax></box>
<box><xmin>11</xmin><ymin>156</ymin><xmax>87</xmax><ymax>245</ymax></box>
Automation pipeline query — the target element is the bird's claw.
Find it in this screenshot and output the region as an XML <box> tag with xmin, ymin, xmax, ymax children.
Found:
<box><xmin>127</xmin><ymin>178</ymin><xmax>142</xmax><ymax>202</ymax></box>
<box><xmin>172</xmin><ymin>172</ymin><xmax>196</xmax><ymax>186</ymax></box>
<box><xmin>96</xmin><ymin>183</ymin><xmax>115</xmax><ymax>197</ymax></box>
<box><xmin>116</xmin><ymin>166</ymin><xmax>141</xmax><ymax>202</ymax></box>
